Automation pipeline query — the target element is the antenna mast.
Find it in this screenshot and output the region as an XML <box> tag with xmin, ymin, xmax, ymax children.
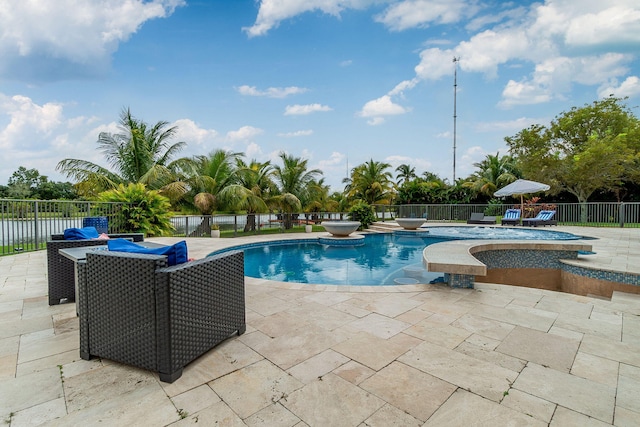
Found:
<box><xmin>453</xmin><ymin>56</ymin><xmax>460</xmax><ymax>183</ymax></box>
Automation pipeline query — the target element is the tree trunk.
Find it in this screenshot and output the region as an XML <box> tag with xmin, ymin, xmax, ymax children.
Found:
<box><xmin>189</xmin><ymin>216</ymin><xmax>211</xmax><ymax>237</ymax></box>
<box><xmin>244</xmin><ymin>213</ymin><xmax>256</xmax><ymax>232</ymax></box>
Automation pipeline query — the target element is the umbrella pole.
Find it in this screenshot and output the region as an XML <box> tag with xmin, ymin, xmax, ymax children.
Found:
<box><xmin>520</xmin><ymin>194</ymin><xmax>523</xmax><ymax>225</ymax></box>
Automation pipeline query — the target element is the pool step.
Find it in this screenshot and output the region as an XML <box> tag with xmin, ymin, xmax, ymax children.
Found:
<box><xmin>610</xmin><ymin>291</ymin><xmax>640</xmax><ymax>306</ymax></box>
<box><xmin>366</xmin><ymin>222</ymin><xmax>402</xmax><ymax>233</ymax></box>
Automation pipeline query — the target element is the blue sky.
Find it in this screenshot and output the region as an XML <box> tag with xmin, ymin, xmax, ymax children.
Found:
<box><xmin>1</xmin><ymin>0</ymin><xmax>639</xmax><ymax>192</ymax></box>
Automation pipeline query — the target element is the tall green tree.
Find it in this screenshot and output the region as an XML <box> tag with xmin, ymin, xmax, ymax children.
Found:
<box><xmin>187</xmin><ymin>149</ymin><xmax>243</xmax><ymax>212</ymax></box>
<box><xmin>345</xmin><ymin>159</ymin><xmax>394</xmax><ymax>205</ymax></box>
<box><xmin>465</xmin><ymin>153</ymin><xmax>520</xmax><ymax>199</ymax></box>
<box><xmin>56</xmin><ymin>108</ymin><xmax>187</xmax><ymax>198</ymax></box>
<box><xmin>505</xmin><ymin>97</ymin><xmax>640</xmax><ymax>215</ymax></box>
<box><xmin>272</xmin><ymin>152</ymin><xmax>322</xmax><ymax>228</ymax></box>
<box><xmin>304</xmin><ymin>178</ymin><xmax>338</xmax><ymax>221</ymax></box>
<box><xmin>395</xmin><ymin>164</ymin><xmax>416</xmax><ymax>186</ymax></box>
<box><xmin>218</xmin><ymin>159</ymin><xmax>274</xmax><ymax>231</ymax></box>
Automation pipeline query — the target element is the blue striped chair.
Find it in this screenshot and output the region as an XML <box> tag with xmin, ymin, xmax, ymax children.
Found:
<box><xmin>522</xmin><ymin>210</ymin><xmax>557</xmax><ymax>227</ymax></box>
<box><xmin>501</xmin><ymin>209</ymin><xmax>521</xmax><ymax>226</ymax></box>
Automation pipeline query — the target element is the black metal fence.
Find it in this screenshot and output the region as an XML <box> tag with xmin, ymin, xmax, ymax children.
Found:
<box><xmin>2</xmin><ymin>198</ymin><xmax>638</xmax><ymax>256</ymax></box>
<box><xmin>373</xmin><ymin>202</ymin><xmax>640</xmax><ymax>227</ymax></box>
<box><xmin>0</xmin><ymin>199</ymin><xmax>345</xmax><ymax>255</ymax></box>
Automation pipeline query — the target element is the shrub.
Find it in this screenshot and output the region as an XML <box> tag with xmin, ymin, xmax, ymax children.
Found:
<box><xmin>348</xmin><ymin>201</ymin><xmax>376</xmax><ymax>229</ymax></box>
<box><xmin>96</xmin><ymin>183</ymin><xmax>174</xmax><ymax>237</ymax></box>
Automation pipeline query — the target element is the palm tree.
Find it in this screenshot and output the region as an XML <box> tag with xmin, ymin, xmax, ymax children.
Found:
<box><xmin>56</xmin><ymin>108</ymin><xmax>186</xmax><ymax>197</ymax></box>
<box><xmin>188</xmin><ymin>149</ymin><xmax>243</xmax><ymax>210</ymax></box>
<box><xmin>272</xmin><ymin>152</ymin><xmax>322</xmax><ymax>228</ymax></box>
<box><xmin>185</xmin><ymin>149</ymin><xmax>243</xmax><ymax>235</ymax></box>
<box><xmin>395</xmin><ymin>164</ymin><xmax>416</xmax><ymax>186</ymax></box>
<box><xmin>465</xmin><ymin>153</ymin><xmax>521</xmax><ymax>199</ymax></box>
<box><xmin>304</xmin><ymin>178</ymin><xmax>338</xmax><ymax>223</ymax></box>
<box><xmin>218</xmin><ymin>159</ymin><xmax>274</xmax><ymax>231</ymax></box>
<box><xmin>346</xmin><ymin>159</ymin><xmax>394</xmax><ymax>205</ymax></box>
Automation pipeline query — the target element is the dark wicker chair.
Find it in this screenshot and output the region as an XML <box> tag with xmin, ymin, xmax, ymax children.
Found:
<box><xmin>77</xmin><ymin>250</ymin><xmax>245</xmax><ymax>383</ymax></box>
<box><xmin>46</xmin><ymin>233</ymin><xmax>144</xmax><ymax>305</ymax></box>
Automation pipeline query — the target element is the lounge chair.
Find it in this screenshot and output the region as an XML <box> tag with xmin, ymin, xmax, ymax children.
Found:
<box><xmin>77</xmin><ymin>250</ymin><xmax>246</xmax><ymax>383</ymax></box>
<box><xmin>522</xmin><ymin>210</ymin><xmax>557</xmax><ymax>227</ymax></box>
<box><xmin>47</xmin><ymin>232</ymin><xmax>144</xmax><ymax>305</ymax></box>
<box><xmin>467</xmin><ymin>213</ymin><xmax>497</xmax><ymax>225</ymax></box>
<box><xmin>501</xmin><ymin>209</ymin><xmax>521</xmax><ymax>226</ymax></box>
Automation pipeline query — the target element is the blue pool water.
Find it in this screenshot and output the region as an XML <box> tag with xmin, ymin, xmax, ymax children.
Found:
<box><xmin>232</xmin><ymin>227</ymin><xmax>582</xmax><ymax>286</ymax></box>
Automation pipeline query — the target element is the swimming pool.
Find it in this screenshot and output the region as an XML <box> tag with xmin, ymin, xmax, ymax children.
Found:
<box><xmin>217</xmin><ymin>226</ymin><xmax>582</xmax><ymax>286</ymax></box>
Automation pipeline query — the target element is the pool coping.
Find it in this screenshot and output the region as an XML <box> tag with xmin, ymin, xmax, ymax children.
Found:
<box><xmin>422</xmin><ymin>239</ymin><xmax>594</xmax><ymax>276</ymax></box>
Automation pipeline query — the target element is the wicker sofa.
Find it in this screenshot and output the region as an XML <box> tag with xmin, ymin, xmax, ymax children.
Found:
<box><xmin>46</xmin><ymin>233</ymin><xmax>144</xmax><ymax>305</ymax></box>
<box><xmin>77</xmin><ymin>250</ymin><xmax>245</xmax><ymax>383</ymax></box>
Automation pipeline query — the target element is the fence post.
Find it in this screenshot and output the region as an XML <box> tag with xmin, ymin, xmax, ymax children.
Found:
<box><xmin>34</xmin><ymin>200</ymin><xmax>39</xmax><ymax>249</ymax></box>
<box><xmin>234</xmin><ymin>215</ymin><xmax>238</xmax><ymax>237</ymax></box>
<box><xmin>619</xmin><ymin>202</ymin><xmax>625</xmax><ymax>228</ymax></box>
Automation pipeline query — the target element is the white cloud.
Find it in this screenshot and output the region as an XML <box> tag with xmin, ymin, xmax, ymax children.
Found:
<box><xmin>499</xmin><ymin>53</ymin><xmax>633</xmax><ymax>108</ymax></box>
<box><xmin>0</xmin><ymin>94</ymin><xmax>118</xmax><ymax>183</ymax></box>
<box><xmin>284</xmin><ymin>104</ymin><xmax>332</xmax><ymax>115</ymax></box>
<box><xmin>243</xmin><ymin>0</ymin><xmax>373</xmax><ymax>37</ymax></box>
<box><xmin>499</xmin><ymin>80</ymin><xmax>552</xmax><ymax>108</ymax></box>
<box><xmin>236</xmin><ymin>85</ymin><xmax>308</xmax><ymax>98</ymax></box>
<box><xmin>389</xmin><ymin>0</ymin><xmax>640</xmax><ymax>110</ymax></box>
<box><xmin>385</xmin><ymin>155</ymin><xmax>433</xmax><ymax>175</ymax></box>
<box><xmin>225</xmin><ymin>126</ymin><xmax>264</xmax><ymax>142</ymax></box>
<box><xmin>475</xmin><ymin>117</ymin><xmax>544</xmax><ymax>133</ymax></box>
<box><xmin>388</xmin><ymin>79</ymin><xmax>419</xmax><ymax>96</ymax></box>
<box><xmin>278</xmin><ymin>130</ymin><xmax>314</xmax><ymax>137</ymax></box>
<box><xmin>245</xmin><ymin>142</ymin><xmax>264</xmax><ymax>159</ymax></box>
<box><xmin>565</xmin><ymin>5</ymin><xmax>640</xmax><ymax>47</ymax></box>
<box><xmin>598</xmin><ymin>76</ymin><xmax>640</xmax><ymax>99</ymax></box>
<box><xmin>367</xmin><ymin>117</ymin><xmax>386</xmax><ymax>126</ymax></box>
<box><xmin>573</xmin><ymin>53</ymin><xmax>631</xmax><ymax>86</ymax></box>
<box><xmin>317</xmin><ymin>151</ymin><xmax>345</xmax><ymax>167</ymax></box>
<box><xmin>375</xmin><ymin>0</ymin><xmax>474</xmax><ymax>31</ymax></box>
<box><xmin>0</xmin><ymin>0</ymin><xmax>185</xmax><ymax>81</ymax></box>
<box><xmin>0</xmin><ymin>94</ymin><xmax>63</xmax><ymax>149</ymax></box>
<box><xmin>358</xmin><ymin>95</ymin><xmax>409</xmax><ymax>125</ymax></box>
<box><xmin>172</xmin><ymin>119</ymin><xmax>218</xmax><ymax>146</ymax></box>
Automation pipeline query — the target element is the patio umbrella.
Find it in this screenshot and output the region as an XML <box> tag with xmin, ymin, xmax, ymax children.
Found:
<box><xmin>494</xmin><ymin>179</ymin><xmax>550</xmax><ymax>219</ymax></box>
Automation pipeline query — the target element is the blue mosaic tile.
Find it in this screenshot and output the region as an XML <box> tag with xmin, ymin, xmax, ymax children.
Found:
<box><xmin>444</xmin><ymin>273</ymin><xmax>474</xmax><ymax>288</ymax></box>
<box><xmin>562</xmin><ymin>264</ymin><xmax>640</xmax><ymax>286</ymax></box>
<box><xmin>474</xmin><ymin>250</ymin><xmax>578</xmax><ymax>270</ymax></box>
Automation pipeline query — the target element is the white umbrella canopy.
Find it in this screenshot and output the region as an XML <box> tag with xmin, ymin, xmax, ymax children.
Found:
<box><xmin>494</xmin><ymin>179</ymin><xmax>550</xmax><ymax>220</ymax></box>
<box><xmin>494</xmin><ymin>179</ymin><xmax>550</xmax><ymax>197</ymax></box>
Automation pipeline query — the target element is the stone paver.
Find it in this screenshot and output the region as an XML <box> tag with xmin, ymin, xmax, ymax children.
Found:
<box><xmin>513</xmin><ymin>363</ymin><xmax>616</xmax><ymax>423</ymax></box>
<box><xmin>496</xmin><ymin>325</ymin><xmax>580</xmax><ymax>372</ymax></box>
<box><xmin>1</xmin><ymin>226</ymin><xmax>639</xmax><ymax>425</ymax></box>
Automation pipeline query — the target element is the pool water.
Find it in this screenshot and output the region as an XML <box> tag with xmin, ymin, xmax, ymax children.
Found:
<box><xmin>241</xmin><ymin>227</ymin><xmax>582</xmax><ymax>286</ymax></box>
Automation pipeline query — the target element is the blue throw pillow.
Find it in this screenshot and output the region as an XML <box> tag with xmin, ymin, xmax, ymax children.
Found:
<box><xmin>64</xmin><ymin>226</ymin><xmax>100</xmax><ymax>240</ymax></box>
<box><xmin>107</xmin><ymin>239</ymin><xmax>188</xmax><ymax>266</ymax></box>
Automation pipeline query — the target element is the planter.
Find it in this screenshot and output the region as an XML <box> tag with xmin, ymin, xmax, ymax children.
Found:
<box><xmin>321</xmin><ymin>221</ymin><xmax>361</xmax><ymax>237</ymax></box>
<box><xmin>305</xmin><ymin>224</ymin><xmax>313</xmax><ymax>233</ymax></box>
<box><xmin>211</xmin><ymin>229</ymin><xmax>220</xmax><ymax>238</ymax></box>
<box><xmin>396</xmin><ymin>218</ymin><xmax>426</xmax><ymax>230</ymax></box>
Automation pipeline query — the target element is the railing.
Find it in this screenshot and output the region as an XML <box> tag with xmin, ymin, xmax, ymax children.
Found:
<box><xmin>0</xmin><ymin>198</ymin><xmax>346</xmax><ymax>256</ymax></box>
<box><xmin>2</xmin><ymin>198</ymin><xmax>639</xmax><ymax>256</ymax></box>
<box><xmin>373</xmin><ymin>202</ymin><xmax>640</xmax><ymax>227</ymax></box>
<box><xmin>170</xmin><ymin>212</ymin><xmax>345</xmax><ymax>237</ymax></box>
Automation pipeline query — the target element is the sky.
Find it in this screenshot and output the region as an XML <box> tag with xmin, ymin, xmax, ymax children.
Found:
<box><xmin>1</xmin><ymin>0</ymin><xmax>639</xmax><ymax>192</ymax></box>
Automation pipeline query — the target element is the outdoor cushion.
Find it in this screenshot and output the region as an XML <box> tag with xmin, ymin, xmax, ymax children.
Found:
<box><xmin>107</xmin><ymin>238</ymin><xmax>188</xmax><ymax>266</ymax></box>
<box><xmin>64</xmin><ymin>226</ymin><xmax>100</xmax><ymax>240</ymax></box>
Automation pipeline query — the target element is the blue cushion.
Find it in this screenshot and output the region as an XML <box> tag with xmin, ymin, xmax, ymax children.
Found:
<box><xmin>107</xmin><ymin>239</ymin><xmax>188</xmax><ymax>266</ymax></box>
<box><xmin>504</xmin><ymin>209</ymin><xmax>520</xmax><ymax>219</ymax></box>
<box><xmin>64</xmin><ymin>226</ymin><xmax>100</xmax><ymax>240</ymax></box>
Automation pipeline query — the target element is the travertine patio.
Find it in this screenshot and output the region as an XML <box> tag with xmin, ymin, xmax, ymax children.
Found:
<box><xmin>1</xmin><ymin>226</ymin><xmax>640</xmax><ymax>426</ymax></box>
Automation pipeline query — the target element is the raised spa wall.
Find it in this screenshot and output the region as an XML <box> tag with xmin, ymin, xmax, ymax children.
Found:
<box><xmin>445</xmin><ymin>249</ymin><xmax>640</xmax><ymax>298</ymax></box>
